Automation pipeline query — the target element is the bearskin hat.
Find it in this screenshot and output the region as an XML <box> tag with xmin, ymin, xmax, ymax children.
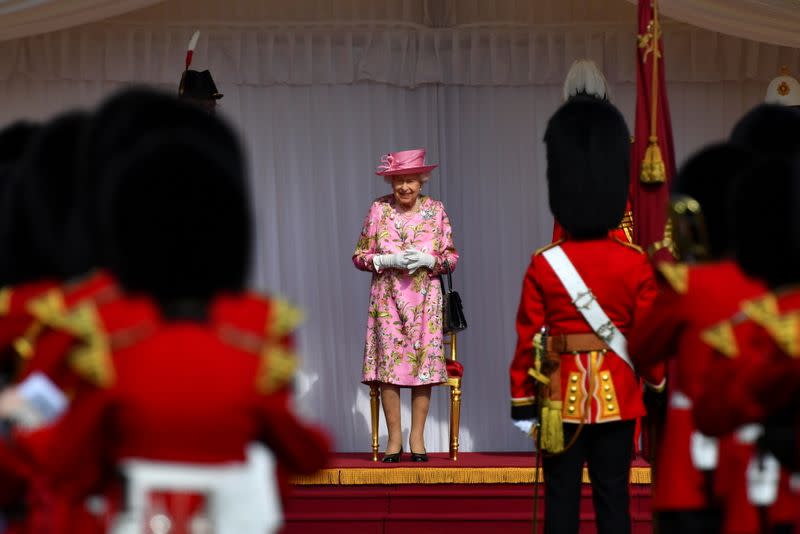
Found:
<box><xmin>98</xmin><ymin>126</ymin><xmax>250</xmax><ymax>302</ymax></box>
<box><xmin>0</xmin><ymin>120</ymin><xmax>40</xmax><ymax>284</ymax></box>
<box><xmin>733</xmin><ymin>156</ymin><xmax>800</xmax><ymax>287</ymax></box>
<box><xmin>672</xmin><ymin>143</ymin><xmax>754</xmax><ymax>259</ymax></box>
<box><xmin>0</xmin><ymin>112</ymin><xmax>90</xmax><ymax>285</ymax></box>
<box><xmin>544</xmin><ymin>97</ymin><xmax>630</xmax><ymax>239</ymax></box>
<box><xmin>70</xmin><ymin>88</ymin><xmax>243</xmax><ymax>272</ymax></box>
<box><xmin>730</xmin><ymin>104</ymin><xmax>800</xmax><ymax>159</ymax></box>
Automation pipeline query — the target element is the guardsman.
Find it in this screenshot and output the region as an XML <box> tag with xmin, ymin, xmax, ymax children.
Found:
<box><xmin>0</xmin><ymin>112</ymin><xmax>123</xmax><ymax>534</ymax></box>
<box><xmin>509</xmin><ymin>97</ymin><xmax>661</xmax><ymax>534</ymax></box>
<box><xmin>551</xmin><ymin>59</ymin><xmax>634</xmax><ymax>244</ymax></box>
<box><xmin>693</xmin><ymin>156</ymin><xmax>800</xmax><ymax>534</ymax></box>
<box><xmin>628</xmin><ymin>143</ymin><xmax>765</xmax><ymax>533</ymax></box>
<box><xmin>21</xmin><ymin>102</ymin><xmax>329</xmax><ymax>534</ymax></box>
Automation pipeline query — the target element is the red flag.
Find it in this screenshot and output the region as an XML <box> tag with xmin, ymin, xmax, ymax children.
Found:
<box><xmin>631</xmin><ymin>0</ymin><xmax>676</xmax><ymax>257</ymax></box>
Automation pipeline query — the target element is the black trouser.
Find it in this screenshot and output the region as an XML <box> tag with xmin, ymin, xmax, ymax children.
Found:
<box><xmin>543</xmin><ymin>420</ymin><xmax>636</xmax><ymax>534</ymax></box>
<box><xmin>656</xmin><ymin>510</ymin><xmax>721</xmax><ymax>534</ymax></box>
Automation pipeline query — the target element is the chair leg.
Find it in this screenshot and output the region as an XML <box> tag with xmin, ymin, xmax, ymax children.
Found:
<box><xmin>369</xmin><ymin>384</ymin><xmax>380</xmax><ymax>462</ymax></box>
<box><xmin>449</xmin><ymin>380</ymin><xmax>462</xmax><ymax>461</ymax></box>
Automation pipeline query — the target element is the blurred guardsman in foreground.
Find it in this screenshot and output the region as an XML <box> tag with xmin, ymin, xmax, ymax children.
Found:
<box><xmin>7</xmin><ymin>90</ymin><xmax>330</xmax><ymax>534</ymax></box>
<box><xmin>628</xmin><ymin>142</ymin><xmax>765</xmax><ymax>534</ymax></box>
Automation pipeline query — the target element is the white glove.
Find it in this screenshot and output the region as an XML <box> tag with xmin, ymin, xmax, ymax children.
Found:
<box><xmin>404</xmin><ymin>249</ymin><xmax>435</xmax><ymax>274</ymax></box>
<box><xmin>513</xmin><ymin>419</ymin><xmax>537</xmax><ymax>436</ymax></box>
<box><xmin>373</xmin><ymin>253</ymin><xmax>409</xmax><ymax>272</ymax></box>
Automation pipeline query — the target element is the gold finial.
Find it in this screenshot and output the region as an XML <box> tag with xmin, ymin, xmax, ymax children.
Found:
<box><xmin>780</xmin><ymin>65</ymin><xmax>791</xmax><ymax>76</ymax></box>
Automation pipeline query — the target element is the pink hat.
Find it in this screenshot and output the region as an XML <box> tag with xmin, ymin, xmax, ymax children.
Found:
<box><xmin>375</xmin><ymin>149</ymin><xmax>438</xmax><ymax>176</ymax></box>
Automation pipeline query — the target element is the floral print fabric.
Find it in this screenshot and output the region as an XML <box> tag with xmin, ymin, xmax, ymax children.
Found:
<box><xmin>353</xmin><ymin>195</ymin><xmax>459</xmax><ymax>386</ymax></box>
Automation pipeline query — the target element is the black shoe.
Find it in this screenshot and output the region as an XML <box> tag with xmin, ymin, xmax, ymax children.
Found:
<box><xmin>410</xmin><ymin>451</ymin><xmax>428</xmax><ymax>462</ymax></box>
<box><xmin>382</xmin><ymin>448</ymin><xmax>403</xmax><ymax>463</ymax></box>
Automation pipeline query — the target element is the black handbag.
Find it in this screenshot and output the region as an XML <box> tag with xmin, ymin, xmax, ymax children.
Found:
<box><xmin>440</xmin><ymin>262</ymin><xmax>467</xmax><ymax>334</ymax></box>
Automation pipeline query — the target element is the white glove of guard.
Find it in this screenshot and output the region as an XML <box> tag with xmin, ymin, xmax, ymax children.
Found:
<box><xmin>404</xmin><ymin>249</ymin><xmax>436</xmax><ymax>274</ymax></box>
<box><xmin>373</xmin><ymin>253</ymin><xmax>409</xmax><ymax>272</ymax></box>
<box><xmin>513</xmin><ymin>419</ymin><xmax>537</xmax><ymax>436</ymax></box>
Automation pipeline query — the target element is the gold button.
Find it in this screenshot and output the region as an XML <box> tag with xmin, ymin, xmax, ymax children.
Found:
<box><xmin>605</xmin><ymin>394</ymin><xmax>613</xmax><ymax>401</ymax></box>
<box><xmin>570</xmin><ymin>386</ymin><xmax>577</xmax><ymax>393</ymax></box>
<box><xmin>602</xmin><ymin>373</ymin><xmax>609</xmax><ymax>381</ymax></box>
<box><xmin>607</xmin><ymin>404</ymin><xmax>615</xmax><ymax>411</ymax></box>
<box><xmin>569</xmin><ymin>395</ymin><xmax>576</xmax><ymax>402</ymax></box>
<box><xmin>603</xmin><ymin>384</ymin><xmax>610</xmax><ymax>392</ymax></box>
<box><xmin>568</xmin><ymin>406</ymin><xmax>575</xmax><ymax>413</ymax></box>
<box><xmin>571</xmin><ymin>375</ymin><xmax>579</xmax><ymax>383</ymax></box>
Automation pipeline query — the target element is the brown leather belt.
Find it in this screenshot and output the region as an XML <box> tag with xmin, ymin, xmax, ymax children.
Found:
<box><xmin>546</xmin><ymin>333</ymin><xmax>609</xmax><ymax>354</ymax></box>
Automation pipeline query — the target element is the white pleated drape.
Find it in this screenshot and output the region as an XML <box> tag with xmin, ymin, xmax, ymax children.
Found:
<box><xmin>0</xmin><ymin>0</ymin><xmax>795</xmax><ymax>452</ymax></box>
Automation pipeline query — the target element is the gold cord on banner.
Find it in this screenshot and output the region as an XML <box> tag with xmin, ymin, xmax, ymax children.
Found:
<box><xmin>637</xmin><ymin>0</ymin><xmax>666</xmax><ymax>184</ymax></box>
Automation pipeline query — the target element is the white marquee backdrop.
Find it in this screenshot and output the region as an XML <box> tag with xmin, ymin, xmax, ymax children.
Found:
<box><xmin>0</xmin><ymin>0</ymin><xmax>786</xmax><ymax>451</ymax></box>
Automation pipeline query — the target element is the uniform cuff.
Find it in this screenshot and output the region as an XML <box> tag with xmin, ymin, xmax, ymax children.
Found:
<box><xmin>511</xmin><ymin>403</ymin><xmax>537</xmax><ymax>420</ymax></box>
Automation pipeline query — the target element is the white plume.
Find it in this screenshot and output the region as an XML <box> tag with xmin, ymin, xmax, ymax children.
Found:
<box><xmin>563</xmin><ymin>59</ymin><xmax>609</xmax><ymax>102</ymax></box>
<box><xmin>187</xmin><ymin>30</ymin><xmax>200</xmax><ymax>52</ymax></box>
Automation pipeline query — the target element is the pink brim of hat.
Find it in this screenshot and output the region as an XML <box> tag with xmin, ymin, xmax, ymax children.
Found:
<box><xmin>376</xmin><ymin>164</ymin><xmax>437</xmax><ymax>176</ymax></box>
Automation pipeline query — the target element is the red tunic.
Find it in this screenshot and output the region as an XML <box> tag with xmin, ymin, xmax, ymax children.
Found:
<box><xmin>23</xmin><ymin>292</ymin><xmax>330</xmax><ymax>534</ymax></box>
<box><xmin>628</xmin><ymin>260</ymin><xmax>764</xmax><ymax>511</ymax></box>
<box><xmin>0</xmin><ymin>279</ymin><xmax>59</xmax><ymax>523</ymax></box>
<box><xmin>510</xmin><ymin>236</ymin><xmax>658</xmax><ymax>424</ymax></box>
<box><xmin>0</xmin><ymin>272</ymin><xmax>120</xmax><ymax>533</ymax></box>
<box><xmin>693</xmin><ymin>292</ymin><xmax>800</xmax><ymax>533</ymax></box>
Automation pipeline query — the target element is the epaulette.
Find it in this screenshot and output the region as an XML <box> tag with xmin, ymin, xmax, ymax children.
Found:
<box><xmin>256</xmin><ymin>344</ymin><xmax>298</xmax><ymax>395</ymax></box>
<box><xmin>267</xmin><ymin>297</ymin><xmax>305</xmax><ymax>339</ymax></box>
<box><xmin>65</xmin><ymin>303</ymin><xmax>114</xmax><ymax>388</ymax></box>
<box><xmin>0</xmin><ymin>287</ymin><xmax>11</xmax><ymax>316</ymax></box>
<box><xmin>534</xmin><ymin>239</ymin><xmax>565</xmax><ymax>256</ymax></box>
<box><xmin>656</xmin><ymin>262</ymin><xmax>689</xmax><ymax>294</ymax></box>
<box><xmin>217</xmin><ymin>296</ymin><xmax>303</xmax><ymax>394</ymax></box>
<box><xmin>613</xmin><ymin>236</ymin><xmax>644</xmax><ymax>254</ymax></box>
<box><xmin>741</xmin><ymin>294</ymin><xmax>800</xmax><ymax>357</ymax></box>
<box><xmin>14</xmin><ymin>289</ymin><xmax>67</xmax><ymax>358</ymax></box>
<box><xmin>740</xmin><ymin>294</ymin><xmax>780</xmax><ymax>326</ymax></box>
<box><xmin>699</xmin><ymin>319</ymin><xmax>739</xmax><ymax>358</ymax></box>
<box><xmin>257</xmin><ymin>297</ymin><xmax>304</xmax><ymax>393</ymax></box>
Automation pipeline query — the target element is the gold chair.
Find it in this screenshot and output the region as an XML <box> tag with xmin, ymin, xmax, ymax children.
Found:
<box><xmin>369</xmin><ymin>332</ymin><xmax>463</xmax><ymax>461</ymax></box>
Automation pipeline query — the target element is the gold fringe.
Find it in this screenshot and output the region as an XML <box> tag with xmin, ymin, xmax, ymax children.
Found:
<box><xmin>640</xmin><ymin>140</ymin><xmax>666</xmax><ymax>184</ymax></box>
<box><xmin>291</xmin><ymin>466</ymin><xmax>651</xmax><ymax>486</ymax></box>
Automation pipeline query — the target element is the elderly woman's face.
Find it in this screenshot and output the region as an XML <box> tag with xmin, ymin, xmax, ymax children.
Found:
<box><xmin>391</xmin><ymin>175</ymin><xmax>423</xmax><ymax>209</ymax></box>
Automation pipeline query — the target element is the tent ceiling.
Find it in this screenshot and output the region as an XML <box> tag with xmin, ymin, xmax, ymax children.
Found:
<box><xmin>1</xmin><ymin>0</ymin><xmax>799</xmax><ymax>50</ymax></box>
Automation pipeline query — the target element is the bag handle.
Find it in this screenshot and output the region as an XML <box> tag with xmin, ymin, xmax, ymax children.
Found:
<box><xmin>441</xmin><ymin>260</ymin><xmax>453</xmax><ymax>292</ymax></box>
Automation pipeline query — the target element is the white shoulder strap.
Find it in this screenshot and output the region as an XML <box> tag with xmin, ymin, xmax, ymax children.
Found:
<box><xmin>541</xmin><ymin>246</ymin><xmax>634</xmax><ymax>371</ymax></box>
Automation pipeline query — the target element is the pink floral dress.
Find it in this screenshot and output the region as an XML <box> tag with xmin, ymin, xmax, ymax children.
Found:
<box><xmin>353</xmin><ymin>195</ymin><xmax>459</xmax><ymax>386</ymax></box>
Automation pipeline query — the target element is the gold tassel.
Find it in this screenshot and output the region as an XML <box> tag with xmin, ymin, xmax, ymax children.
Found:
<box><xmin>539</xmin><ymin>404</ymin><xmax>551</xmax><ymax>451</ymax></box>
<box><xmin>543</xmin><ymin>401</ymin><xmax>565</xmax><ymax>453</ymax></box>
<box><xmin>640</xmin><ymin>138</ymin><xmax>666</xmax><ymax>183</ymax></box>
<box><xmin>539</xmin><ymin>399</ymin><xmax>565</xmax><ymax>454</ymax></box>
